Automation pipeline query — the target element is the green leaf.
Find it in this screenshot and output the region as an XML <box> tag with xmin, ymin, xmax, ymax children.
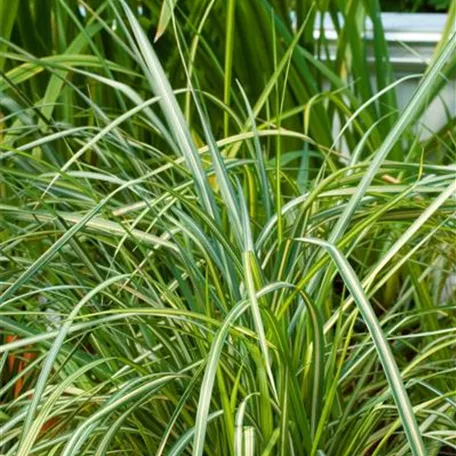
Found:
<box><xmin>155</xmin><ymin>0</ymin><xmax>178</xmax><ymax>42</ymax></box>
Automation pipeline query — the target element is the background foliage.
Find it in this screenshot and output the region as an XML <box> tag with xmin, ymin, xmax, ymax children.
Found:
<box><xmin>380</xmin><ymin>0</ymin><xmax>450</xmax><ymax>12</ymax></box>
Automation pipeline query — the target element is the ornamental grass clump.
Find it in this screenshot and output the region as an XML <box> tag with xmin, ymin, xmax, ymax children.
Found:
<box><xmin>0</xmin><ymin>1</ymin><xmax>455</xmax><ymax>455</ymax></box>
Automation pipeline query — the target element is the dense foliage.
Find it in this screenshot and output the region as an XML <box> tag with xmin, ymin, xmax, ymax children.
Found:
<box><xmin>380</xmin><ymin>0</ymin><xmax>450</xmax><ymax>12</ymax></box>
<box><xmin>1</xmin><ymin>1</ymin><xmax>455</xmax><ymax>455</ymax></box>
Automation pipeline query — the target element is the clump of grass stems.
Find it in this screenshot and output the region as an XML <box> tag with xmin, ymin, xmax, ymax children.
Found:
<box><xmin>0</xmin><ymin>1</ymin><xmax>455</xmax><ymax>455</ymax></box>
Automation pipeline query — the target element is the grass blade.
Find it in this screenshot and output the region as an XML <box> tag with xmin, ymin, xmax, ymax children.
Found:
<box><xmin>296</xmin><ymin>237</ymin><xmax>426</xmax><ymax>456</ymax></box>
